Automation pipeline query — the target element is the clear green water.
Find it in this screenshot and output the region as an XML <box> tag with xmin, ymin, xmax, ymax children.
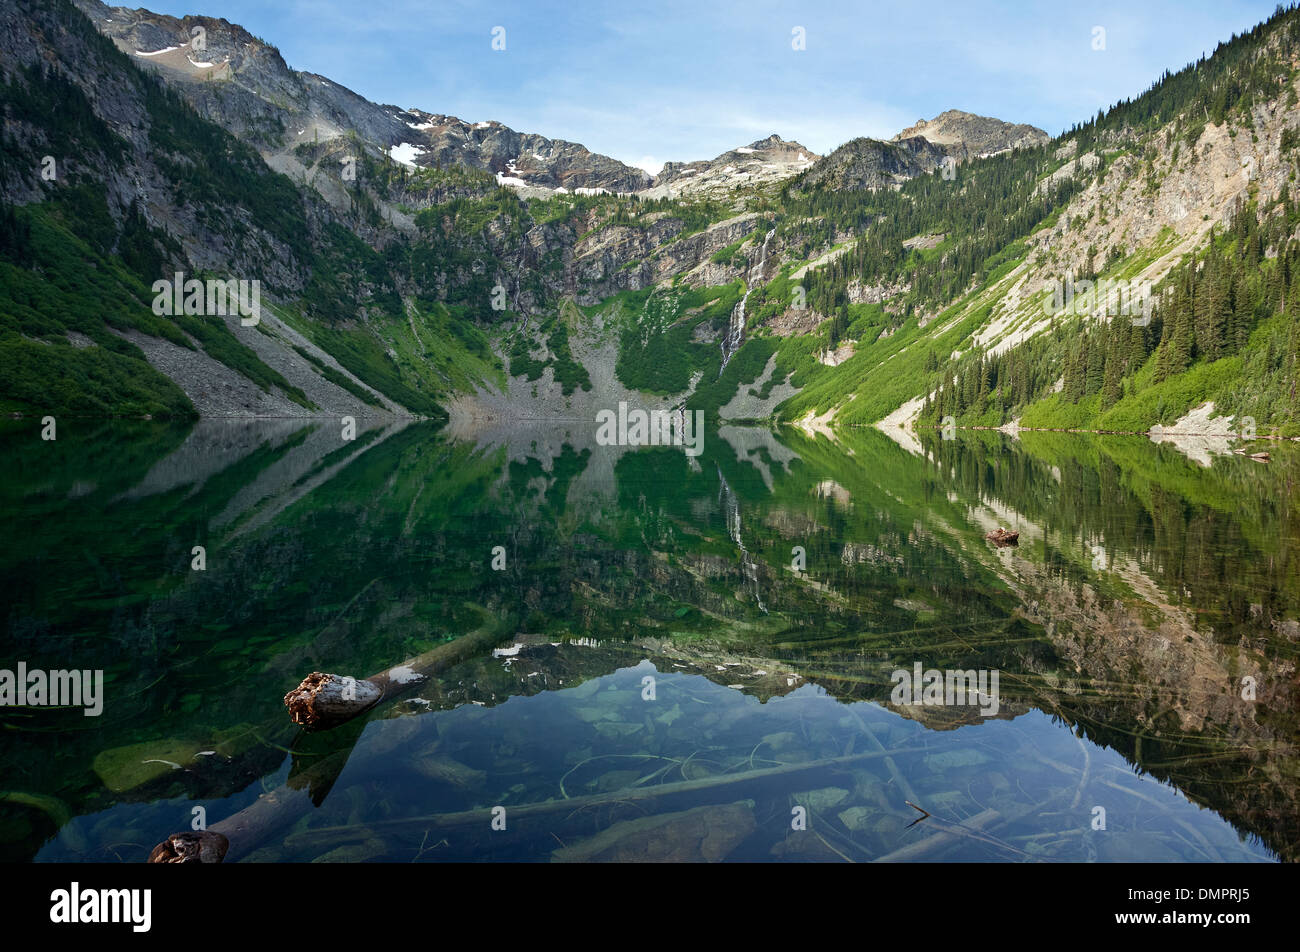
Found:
<box><xmin>1</xmin><ymin>418</ymin><xmax>1295</xmax><ymax>862</ymax></box>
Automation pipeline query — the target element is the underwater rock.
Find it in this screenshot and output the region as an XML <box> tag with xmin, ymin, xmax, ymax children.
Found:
<box><xmin>924</xmin><ymin>790</ymin><xmax>968</xmax><ymax>811</ymax></box>
<box><xmin>985</xmin><ymin>771</ymin><xmax>1012</xmax><ymax>794</ymax></box>
<box><xmin>794</xmin><ymin>786</ymin><xmax>850</xmax><ymax>812</ymax></box>
<box><xmin>0</xmin><ymin>814</ymin><xmax>32</xmax><ymax>845</ymax></box>
<box><xmin>837</xmin><ymin>806</ymin><xmax>875</xmax><ymax>831</ymax></box>
<box><xmin>593</xmin><ymin>720</ymin><xmax>643</xmax><ymax>738</ymax></box>
<box><xmin>311</xmin><ymin>837</ymin><xmax>388</xmax><ymax>863</ymax></box>
<box><xmin>924</xmin><ymin>749</ymin><xmax>990</xmax><ymax>769</ymax></box>
<box><xmin>551</xmin><ymin>800</ymin><xmax>756</xmax><ymax>862</ymax></box>
<box><xmin>411</xmin><ymin>756</ymin><xmax>486</xmax><ymax>790</ymax></box>
<box><xmin>761</xmin><ymin>730</ymin><xmax>798</xmax><ymax>750</ymax></box>
<box><xmin>1097</xmin><ymin>834</ymin><xmax>1184</xmax><ymax>862</ymax></box>
<box><xmin>596</xmin><ymin>769</ymin><xmax>642</xmax><ymax>792</ymax></box>
<box><xmin>770</xmin><ymin>830</ymin><xmax>846</xmax><ymax>861</ymax></box>
<box><xmin>92</xmin><ymin>739</ymin><xmax>205</xmax><ymax>793</ymax></box>
<box><xmin>563</xmin><ymin>745</ymin><xmax>595</xmax><ymax>766</ymax></box>
<box><xmin>573</xmin><ymin>706</ymin><xmax>617</xmax><ymax>723</ymax></box>
<box><xmin>872</xmin><ymin>813</ymin><xmax>907</xmax><ymax>836</ymax></box>
<box><xmin>654</xmin><ymin>703</ymin><xmax>684</xmax><ymax>726</ymax></box>
<box><xmin>0</xmin><ymin>790</ymin><xmax>71</xmax><ymax>828</ymax></box>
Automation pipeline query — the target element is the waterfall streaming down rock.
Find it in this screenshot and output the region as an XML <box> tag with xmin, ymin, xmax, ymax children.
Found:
<box><xmin>719</xmin><ymin>226</ymin><xmax>776</xmax><ymax>375</ymax></box>
<box><xmin>720</xmin><ymin>294</ymin><xmax>747</xmax><ymax>374</ymax></box>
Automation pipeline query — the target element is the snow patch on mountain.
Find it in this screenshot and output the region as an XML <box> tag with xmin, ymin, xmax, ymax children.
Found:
<box><xmin>388</xmin><ymin>142</ymin><xmax>426</xmax><ymax>167</ymax></box>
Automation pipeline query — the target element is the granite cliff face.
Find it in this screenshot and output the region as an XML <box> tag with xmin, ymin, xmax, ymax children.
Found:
<box><xmin>2</xmin><ymin>0</ymin><xmax>761</xmax><ymax>419</ymax></box>
<box><xmin>0</xmin><ymin>0</ymin><xmax>408</xmax><ymax>418</ymax></box>
<box><xmin>74</xmin><ymin>0</ymin><xmax>652</xmax><ymax>194</ymax></box>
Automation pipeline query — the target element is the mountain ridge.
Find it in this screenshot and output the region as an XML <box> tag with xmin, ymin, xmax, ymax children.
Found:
<box><xmin>75</xmin><ymin>0</ymin><xmax>654</xmax><ymax>193</ymax></box>
<box><xmin>5</xmin><ymin>0</ymin><xmax>1300</xmax><ymax>451</ymax></box>
<box><xmin>892</xmin><ymin>109</ymin><xmax>1050</xmax><ymax>156</ymax></box>
<box><xmin>77</xmin><ymin>2</ymin><xmax>1048</xmax><ymax>200</ymax></box>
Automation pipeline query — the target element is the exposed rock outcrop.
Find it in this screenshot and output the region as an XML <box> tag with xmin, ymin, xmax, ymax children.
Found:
<box><xmin>892</xmin><ymin>109</ymin><xmax>1050</xmax><ymax>157</ymax></box>
<box><xmin>646</xmin><ymin>134</ymin><xmax>819</xmax><ymax>198</ymax></box>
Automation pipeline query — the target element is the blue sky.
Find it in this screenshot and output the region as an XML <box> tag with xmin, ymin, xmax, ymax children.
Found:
<box><xmin>139</xmin><ymin>0</ymin><xmax>1281</xmax><ymax>172</ymax></box>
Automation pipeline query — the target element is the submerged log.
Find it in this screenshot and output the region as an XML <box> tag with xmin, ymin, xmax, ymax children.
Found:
<box><xmin>148</xmin><ymin>622</ymin><xmax>512</xmax><ymax>863</ymax></box>
<box><xmin>985</xmin><ymin>527</ymin><xmax>1019</xmax><ymax>547</ymax></box>
<box><xmin>283</xmin><ymin>745</ymin><xmax>932</xmax><ymax>851</ymax></box>
<box><xmin>145</xmin><ymin>741</ymin><xmax>359</xmax><ymax>864</ymax></box>
<box><xmin>146</xmin><ymin>831</ymin><xmax>229</xmax><ymax>864</ymax></box>
<box><xmin>872</xmin><ymin>807</ymin><xmax>1000</xmax><ymax>862</ymax></box>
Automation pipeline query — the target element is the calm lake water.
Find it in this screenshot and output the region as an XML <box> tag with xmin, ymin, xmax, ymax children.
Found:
<box><xmin>1</xmin><ymin>417</ymin><xmax>1296</xmax><ymax>862</ymax></box>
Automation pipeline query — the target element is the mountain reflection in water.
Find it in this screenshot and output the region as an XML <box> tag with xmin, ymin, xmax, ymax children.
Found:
<box><xmin>1</xmin><ymin>417</ymin><xmax>1294</xmax><ymax>862</ymax></box>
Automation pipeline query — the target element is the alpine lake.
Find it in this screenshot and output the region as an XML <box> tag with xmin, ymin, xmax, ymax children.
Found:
<box><xmin>1</xmin><ymin>416</ymin><xmax>1296</xmax><ymax>863</ymax></box>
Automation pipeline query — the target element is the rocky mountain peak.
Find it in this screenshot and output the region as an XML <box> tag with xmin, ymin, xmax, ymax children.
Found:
<box><xmin>891</xmin><ymin>109</ymin><xmax>1049</xmax><ymax>157</ymax></box>
<box><xmin>798</xmin><ymin>135</ymin><xmax>948</xmax><ymax>192</ymax></box>
<box><xmin>645</xmin><ymin>135</ymin><xmax>819</xmax><ymax>198</ymax></box>
<box><xmin>72</xmin><ymin>0</ymin><xmax>652</xmax><ymax>195</ymax></box>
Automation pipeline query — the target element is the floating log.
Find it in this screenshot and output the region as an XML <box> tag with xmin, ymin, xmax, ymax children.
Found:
<box><xmin>284</xmin><ymin>623</ymin><xmax>509</xmax><ymax>730</ymax></box>
<box><xmin>985</xmin><ymin>527</ymin><xmax>1019</xmax><ymax>547</ymax></box>
<box><xmin>283</xmin><ymin>672</ymin><xmax>384</xmax><ymax>730</ymax></box>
